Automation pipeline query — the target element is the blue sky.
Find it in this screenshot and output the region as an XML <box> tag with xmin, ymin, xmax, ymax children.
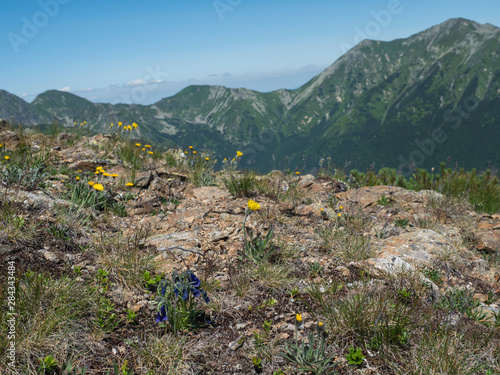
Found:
<box><xmin>2</xmin><ymin>0</ymin><xmax>500</xmax><ymax>104</ymax></box>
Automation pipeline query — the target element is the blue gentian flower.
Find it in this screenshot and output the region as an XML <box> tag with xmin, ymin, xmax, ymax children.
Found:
<box><xmin>155</xmin><ymin>270</ymin><xmax>209</xmax><ymax>323</ymax></box>
<box><xmin>173</xmin><ymin>271</ymin><xmax>210</xmax><ymax>303</ymax></box>
<box><xmin>156</xmin><ymin>305</ymin><xmax>168</xmax><ymax>323</ymax></box>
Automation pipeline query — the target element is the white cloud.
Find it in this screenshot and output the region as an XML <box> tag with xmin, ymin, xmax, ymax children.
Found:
<box><xmin>59</xmin><ymin>86</ymin><xmax>71</xmax><ymax>92</ymax></box>
<box><xmin>125</xmin><ymin>79</ymin><xmax>146</xmax><ymax>87</ymax></box>
<box><xmin>125</xmin><ymin>78</ymin><xmax>163</xmax><ymax>87</ymax></box>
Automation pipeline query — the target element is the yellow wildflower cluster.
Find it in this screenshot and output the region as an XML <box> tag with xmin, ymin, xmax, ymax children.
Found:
<box><xmin>110</xmin><ymin>121</ymin><xmax>138</xmax><ymax>131</ymax></box>
<box><xmin>74</xmin><ymin>164</ymin><xmax>122</xmax><ymax>192</ymax></box>
<box><xmin>222</xmin><ymin>151</ymin><xmax>243</xmax><ymax>172</ymax></box>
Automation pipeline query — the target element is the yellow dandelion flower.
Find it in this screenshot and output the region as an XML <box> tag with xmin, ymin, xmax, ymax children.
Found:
<box><xmin>74</xmin><ymin>121</ymin><xmax>76</xmax><ymax>125</ymax></box>
<box><xmin>103</xmin><ymin>173</ymin><xmax>110</xmax><ymax>177</ymax></box>
<box><xmin>193</xmin><ymin>151</ymin><xmax>197</xmax><ymax>154</ymax></box>
<box><xmin>126</xmin><ymin>182</ymin><xmax>134</xmax><ymax>187</ymax></box>
<box><xmin>205</xmin><ymin>157</ymin><xmax>209</xmax><ymax>161</ymax></box>
<box><xmin>295</xmin><ymin>171</ymin><xmax>300</xmax><ymax>175</ymax></box>
<box><xmin>83</xmin><ymin>121</ymin><xmax>86</xmax><ymax>124</ymax></box>
<box><xmin>0</xmin><ymin>144</ymin><xmax>3</xmax><ymax>147</ymax></box>
<box><xmin>318</xmin><ymin>322</ymin><xmax>323</xmax><ymax>327</ymax></box>
<box><xmin>4</xmin><ymin>156</ymin><xmax>10</xmax><ymax>160</ymax></box>
<box><xmin>296</xmin><ymin>314</ymin><xmax>302</xmax><ymax>323</ymax></box>
<box><xmin>340</xmin><ymin>206</ymin><xmax>343</xmax><ymax>210</ymax></box>
<box><xmin>142</xmin><ymin>148</ymin><xmax>145</xmax><ymax>151</ymax></box>
<box><xmin>247</xmin><ymin>199</ymin><xmax>261</xmax><ymax>211</ymax></box>
<box><xmin>88</xmin><ymin>181</ymin><xmax>95</xmax><ymax>186</ymax></box>
<box><xmin>132</xmin><ymin>122</ymin><xmax>138</xmax><ymax>128</ymax></box>
<box><xmin>95</xmin><ymin>171</ymin><xmax>100</xmax><ymax>175</ymax></box>
<box><xmin>338</xmin><ymin>213</ymin><xmax>341</xmax><ymax>217</ymax></box>
<box><xmin>145</xmin><ymin>145</ymin><xmax>151</xmax><ymax>148</ymax></box>
<box><xmin>189</xmin><ymin>146</ymin><xmax>193</xmax><ymax>149</ymax></box>
<box><xmin>76</xmin><ymin>176</ymin><xmax>80</xmax><ymax>180</ymax></box>
<box><xmin>118</xmin><ymin>122</ymin><xmax>122</xmax><ymax>126</ymax></box>
<box><xmin>93</xmin><ymin>183</ymin><xmax>104</xmax><ymax>191</ymax></box>
<box><xmin>320</xmin><ymin>208</ymin><xmax>324</xmax><ymax>211</ymax></box>
<box><xmin>110</xmin><ymin>123</ymin><xmax>114</xmax><ymax>127</ymax></box>
<box><xmin>236</xmin><ymin>151</ymin><xmax>243</xmax><ymax>157</ymax></box>
<box><xmin>184</xmin><ymin>151</ymin><xmax>188</xmax><ymax>154</ymax></box>
<box><xmin>78</xmin><ymin>170</ymin><xmax>81</xmax><ymax>173</ymax></box>
<box><xmin>224</xmin><ymin>158</ymin><xmax>227</xmax><ymax>161</ymax></box>
<box><xmin>135</xmin><ymin>143</ymin><xmax>141</xmax><ymax>147</ymax></box>
<box><xmin>148</xmin><ymin>151</ymin><xmax>153</xmax><ymax>155</ymax></box>
<box><xmin>110</xmin><ymin>174</ymin><xmax>119</xmax><ymax>178</ymax></box>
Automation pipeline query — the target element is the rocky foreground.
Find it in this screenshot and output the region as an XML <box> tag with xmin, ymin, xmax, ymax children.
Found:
<box><xmin>0</xmin><ymin>127</ymin><xmax>499</xmax><ymax>374</ymax></box>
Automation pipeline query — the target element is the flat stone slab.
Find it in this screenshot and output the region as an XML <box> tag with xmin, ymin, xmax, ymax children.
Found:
<box><xmin>376</xmin><ymin>229</ymin><xmax>452</xmax><ymax>267</ymax></box>
<box><xmin>192</xmin><ymin>186</ymin><xmax>231</xmax><ymax>201</ymax></box>
<box><xmin>148</xmin><ymin>231</ymin><xmax>199</xmax><ymax>252</ymax></box>
<box><xmin>477</xmin><ymin>231</ymin><xmax>500</xmax><ymax>252</ymax></box>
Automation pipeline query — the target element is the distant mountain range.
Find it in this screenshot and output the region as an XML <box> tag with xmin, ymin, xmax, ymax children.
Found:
<box><xmin>1</xmin><ymin>18</ymin><xmax>499</xmax><ymax>174</ymax></box>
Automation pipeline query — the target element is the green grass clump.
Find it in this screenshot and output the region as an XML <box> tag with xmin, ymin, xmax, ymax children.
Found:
<box><xmin>223</xmin><ymin>169</ymin><xmax>257</xmax><ymax>197</ymax></box>
<box><xmin>0</xmin><ymin>202</ymin><xmax>36</xmax><ymax>244</ymax></box>
<box><xmin>183</xmin><ymin>151</ymin><xmax>215</xmax><ymax>187</ymax></box>
<box><xmin>95</xmin><ymin>226</ymin><xmax>154</xmax><ymax>292</ymax></box>
<box><xmin>0</xmin><ymin>272</ymin><xmax>102</xmax><ymax>372</ymax></box>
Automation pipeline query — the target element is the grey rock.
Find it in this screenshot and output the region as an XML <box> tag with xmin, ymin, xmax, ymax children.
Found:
<box><xmin>0</xmin><ymin>244</ymin><xmax>15</xmax><ymax>254</ymax></box>
<box><xmin>38</xmin><ymin>249</ymin><xmax>59</xmax><ymax>262</ymax></box>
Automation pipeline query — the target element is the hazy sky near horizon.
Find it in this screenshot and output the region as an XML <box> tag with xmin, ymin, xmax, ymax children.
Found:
<box><xmin>2</xmin><ymin>0</ymin><xmax>500</xmax><ymax>104</ymax></box>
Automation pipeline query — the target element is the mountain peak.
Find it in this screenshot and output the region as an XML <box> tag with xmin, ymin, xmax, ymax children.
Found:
<box><xmin>413</xmin><ymin>17</ymin><xmax>499</xmax><ymax>40</ymax></box>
